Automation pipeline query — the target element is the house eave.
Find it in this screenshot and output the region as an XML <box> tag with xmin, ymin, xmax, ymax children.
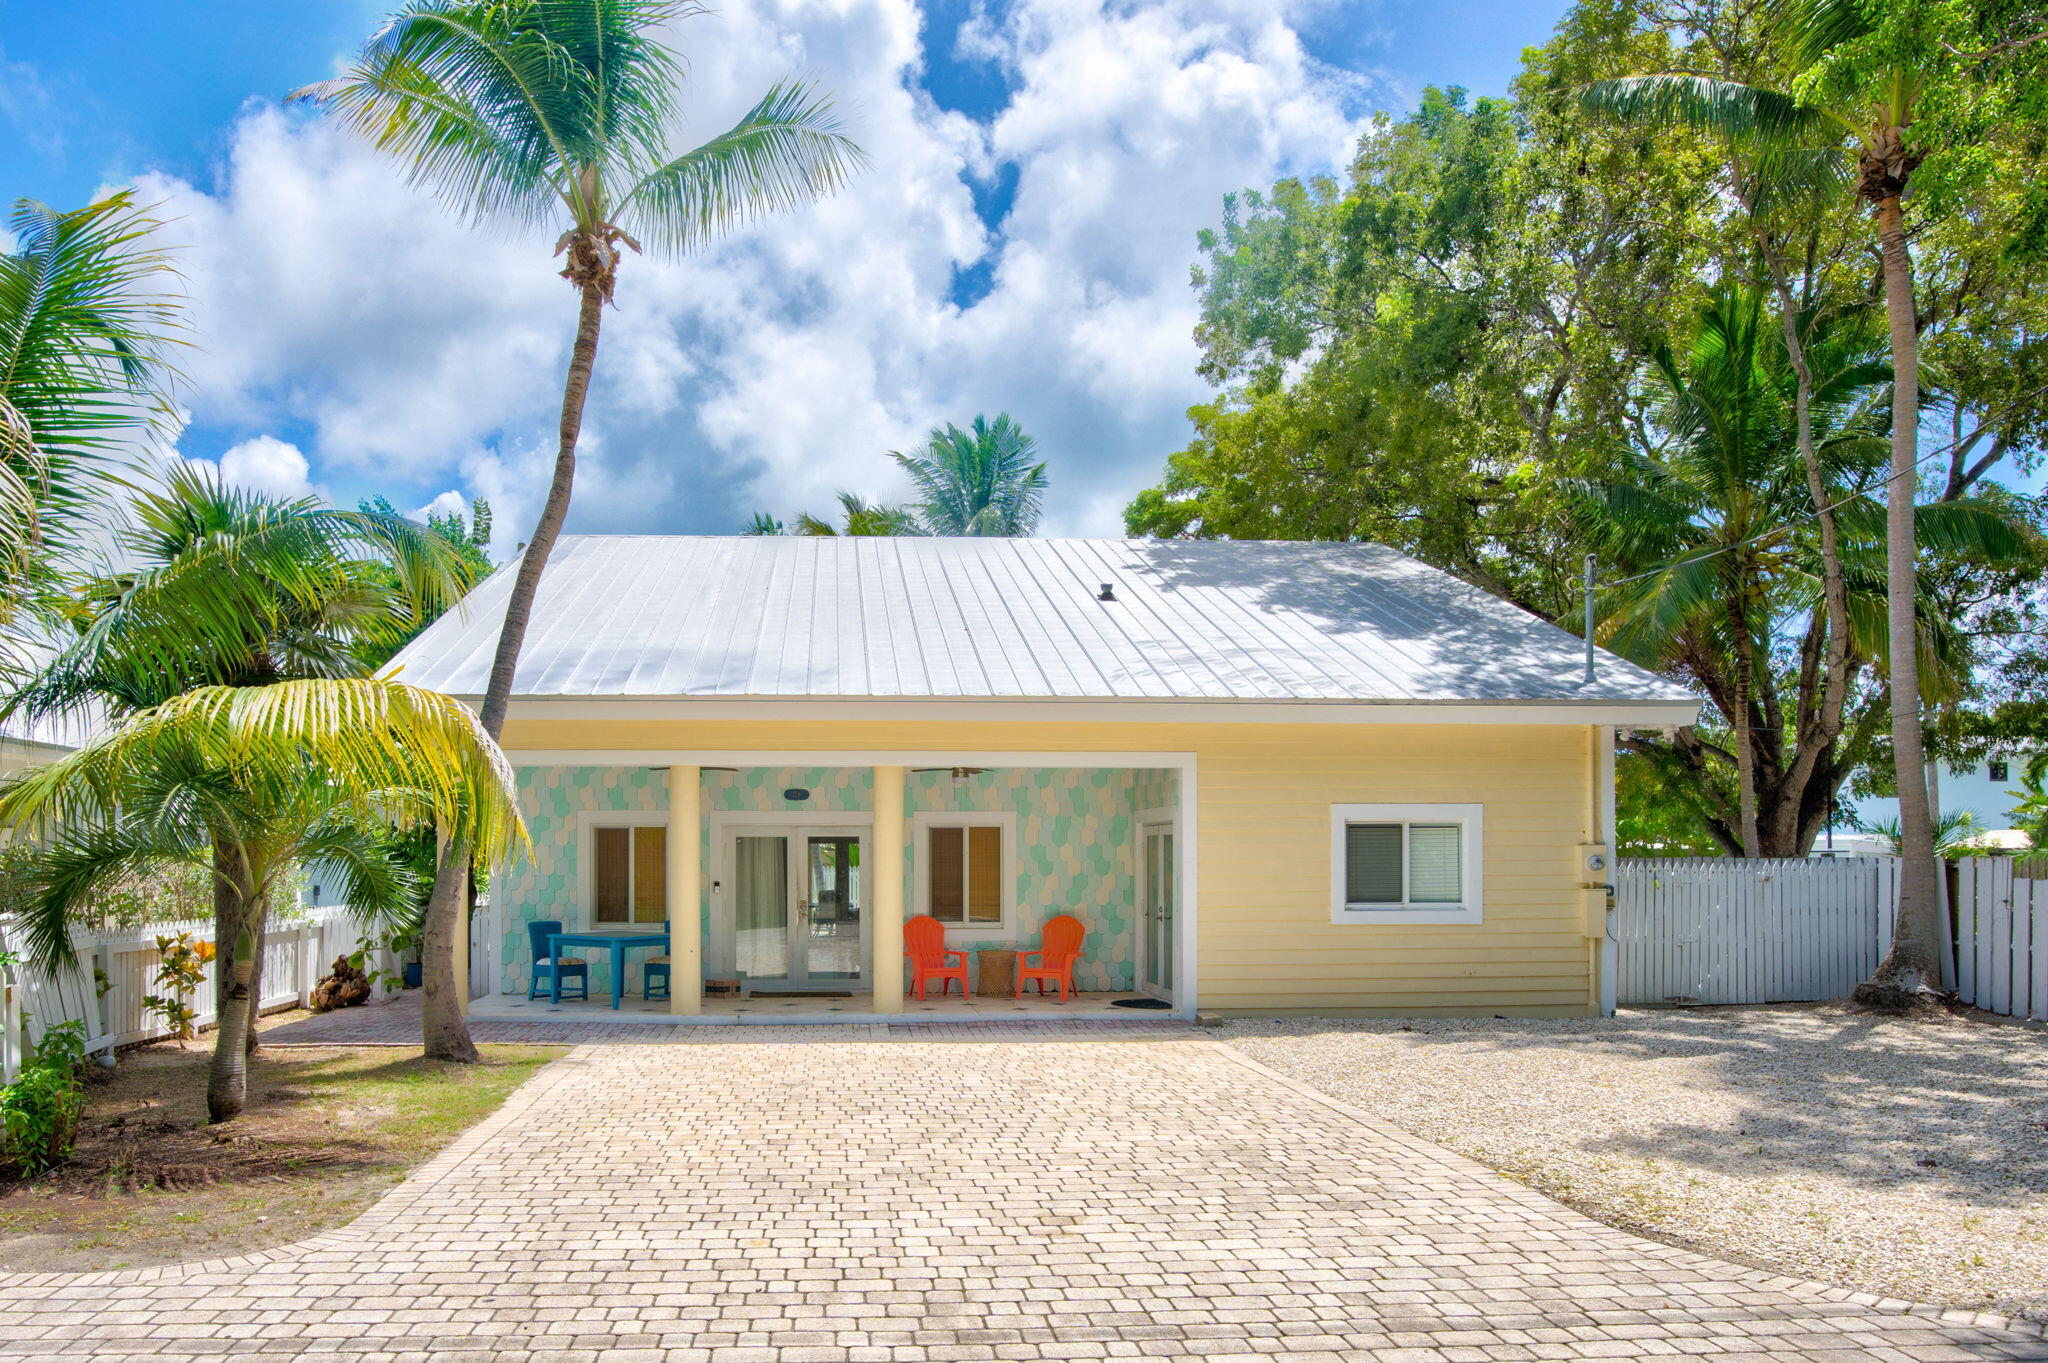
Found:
<box><xmin>487</xmin><ymin>694</ymin><xmax>1701</xmax><ymax>729</ymax></box>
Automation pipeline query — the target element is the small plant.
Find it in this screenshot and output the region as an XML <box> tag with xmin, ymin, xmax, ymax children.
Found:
<box><xmin>0</xmin><ymin>1020</ymin><xmax>89</xmax><ymax>1176</ymax></box>
<box><xmin>140</xmin><ymin>932</ymin><xmax>216</xmax><ymax>1041</ymax></box>
<box><xmin>348</xmin><ymin>924</ymin><xmax>419</xmax><ymax>994</ymax></box>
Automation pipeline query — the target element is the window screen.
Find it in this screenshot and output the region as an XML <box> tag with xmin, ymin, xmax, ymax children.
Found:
<box><xmin>593</xmin><ymin>826</ymin><xmax>631</xmax><ymax>923</ymax></box>
<box><xmin>594</xmin><ymin>825</ymin><xmax>665</xmax><ymax>924</ymax></box>
<box><xmin>928</xmin><ymin>824</ymin><xmax>1003</xmax><ymax>924</ymax></box>
<box><xmin>1344</xmin><ymin>821</ymin><xmax>1463</xmax><ymax>906</ymax></box>
<box><xmin>1343</xmin><ymin>824</ymin><xmax>1403</xmax><ymax>903</ymax></box>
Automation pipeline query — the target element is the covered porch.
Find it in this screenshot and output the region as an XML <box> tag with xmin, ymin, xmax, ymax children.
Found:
<box><xmin>470</xmin><ymin>755</ymin><xmax>1191</xmax><ymax>1020</ymax></box>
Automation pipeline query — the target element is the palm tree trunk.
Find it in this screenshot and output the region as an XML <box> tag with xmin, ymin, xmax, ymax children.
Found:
<box><xmin>420</xmin><ymin>278</ymin><xmax>608</xmax><ymax>1063</ymax></box>
<box><xmin>208</xmin><ymin>916</ymin><xmax>257</xmax><ymax>1123</ymax></box>
<box><xmin>243</xmin><ymin>895</ymin><xmax>268</xmax><ymax>1056</ymax></box>
<box><xmin>1856</xmin><ymin>189</ymin><xmax>1943</xmax><ymax>1009</ymax></box>
<box><xmin>1769</xmin><ymin>279</ymin><xmax>1855</xmax><ymax>838</ymax></box>
<box><xmin>1730</xmin><ymin>582</ymin><xmax>1762</xmax><ymax>857</ymax></box>
<box><xmin>211</xmin><ymin>840</ymin><xmax>242</xmax><ymax>1022</ymax></box>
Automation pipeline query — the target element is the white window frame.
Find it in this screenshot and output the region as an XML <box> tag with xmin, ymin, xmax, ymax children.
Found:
<box><xmin>911</xmin><ymin>809</ymin><xmax>1017</xmax><ymax>939</ymax></box>
<box><xmin>1329</xmin><ymin>803</ymin><xmax>1484</xmax><ymax>925</ymax></box>
<box><xmin>576</xmin><ymin>810</ymin><xmax>669</xmax><ymax>933</ymax></box>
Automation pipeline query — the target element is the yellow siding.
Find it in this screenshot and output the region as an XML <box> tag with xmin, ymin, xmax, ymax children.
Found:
<box><xmin>501</xmin><ymin>716</ymin><xmax>1602</xmax><ymax>1017</ymax></box>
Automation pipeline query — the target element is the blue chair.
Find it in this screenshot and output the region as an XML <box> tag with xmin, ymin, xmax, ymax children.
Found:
<box><xmin>643</xmin><ymin>955</ymin><xmax>671</xmax><ymax>1001</ymax></box>
<box><xmin>527</xmin><ymin>919</ymin><xmax>589</xmax><ymax>1001</ymax></box>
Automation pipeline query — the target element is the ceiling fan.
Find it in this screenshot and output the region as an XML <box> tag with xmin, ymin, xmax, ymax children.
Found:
<box><xmin>913</xmin><ymin>766</ymin><xmax>987</xmax><ymax>784</ymax></box>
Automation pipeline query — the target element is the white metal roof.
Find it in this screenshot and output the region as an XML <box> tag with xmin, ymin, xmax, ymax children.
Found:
<box><xmin>387</xmin><ymin>536</ymin><xmax>1699</xmax><ymax>712</ymax></box>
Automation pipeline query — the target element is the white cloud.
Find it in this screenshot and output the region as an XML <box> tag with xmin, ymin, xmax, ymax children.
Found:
<box><xmin>188</xmin><ymin>434</ymin><xmax>321</xmax><ymax>500</ymax></box>
<box><xmin>134</xmin><ymin>0</ymin><xmax>1375</xmax><ymax>550</ymax></box>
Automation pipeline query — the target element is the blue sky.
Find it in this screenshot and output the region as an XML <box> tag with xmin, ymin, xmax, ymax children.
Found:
<box><xmin>0</xmin><ymin>0</ymin><xmax>1574</xmax><ymax>542</ymax></box>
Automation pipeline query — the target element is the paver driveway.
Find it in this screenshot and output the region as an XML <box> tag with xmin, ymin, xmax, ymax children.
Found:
<box><xmin>1</xmin><ymin>1034</ymin><xmax>2042</xmax><ymax>1362</ymax></box>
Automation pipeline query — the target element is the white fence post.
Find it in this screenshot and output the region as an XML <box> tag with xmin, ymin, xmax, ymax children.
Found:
<box><xmin>1</xmin><ymin>979</ymin><xmax>19</xmax><ymax>1082</ymax></box>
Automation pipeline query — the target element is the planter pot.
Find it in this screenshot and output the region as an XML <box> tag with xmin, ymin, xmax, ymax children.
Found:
<box><xmin>403</xmin><ymin>962</ymin><xmax>424</xmax><ymax>989</ymax></box>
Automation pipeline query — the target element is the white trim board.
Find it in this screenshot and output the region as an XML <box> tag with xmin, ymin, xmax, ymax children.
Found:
<box><xmin>498</xmin><ymin>698</ymin><xmax>1699</xmax><ymax>726</ymax></box>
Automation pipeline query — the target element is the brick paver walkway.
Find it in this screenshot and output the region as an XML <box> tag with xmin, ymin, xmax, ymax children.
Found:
<box><xmin>2</xmin><ymin>1036</ymin><xmax>2042</xmax><ymax>1362</ymax></box>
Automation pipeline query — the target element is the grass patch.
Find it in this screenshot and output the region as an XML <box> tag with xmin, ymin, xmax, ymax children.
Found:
<box><xmin>0</xmin><ymin>1042</ymin><xmax>562</xmax><ymax>1272</ymax></box>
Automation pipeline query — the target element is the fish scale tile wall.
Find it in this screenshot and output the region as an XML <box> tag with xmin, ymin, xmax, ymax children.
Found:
<box><xmin>497</xmin><ymin>765</ymin><xmax>1172</xmax><ymax>995</ymax></box>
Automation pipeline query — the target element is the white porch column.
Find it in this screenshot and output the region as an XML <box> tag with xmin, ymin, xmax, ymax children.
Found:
<box><xmin>870</xmin><ymin>764</ymin><xmax>906</xmax><ymax>1014</ymax></box>
<box><xmin>668</xmin><ymin>765</ymin><xmax>703</xmax><ymax>1015</ymax></box>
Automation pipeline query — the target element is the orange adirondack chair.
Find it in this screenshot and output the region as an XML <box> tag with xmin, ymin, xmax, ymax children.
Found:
<box><xmin>1017</xmin><ymin>914</ymin><xmax>1086</xmax><ymax>1001</ymax></box>
<box><xmin>904</xmin><ymin>914</ymin><xmax>971</xmax><ymax>1000</ymax></box>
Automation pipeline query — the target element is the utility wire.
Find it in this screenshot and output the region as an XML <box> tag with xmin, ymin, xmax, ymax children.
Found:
<box><xmin>1589</xmin><ymin>389</ymin><xmax>2047</xmax><ymax>595</ymax></box>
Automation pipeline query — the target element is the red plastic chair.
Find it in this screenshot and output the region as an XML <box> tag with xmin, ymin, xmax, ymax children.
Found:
<box><xmin>1017</xmin><ymin>914</ymin><xmax>1086</xmax><ymax>1001</ymax></box>
<box><xmin>904</xmin><ymin>914</ymin><xmax>971</xmax><ymax>1000</ymax></box>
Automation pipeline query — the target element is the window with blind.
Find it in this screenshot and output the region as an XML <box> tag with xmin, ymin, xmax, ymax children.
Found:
<box><xmin>1330</xmin><ymin>804</ymin><xmax>1483</xmax><ymax>924</ymax></box>
<box><xmin>592</xmin><ymin>824</ymin><xmax>667</xmax><ymax>926</ymax></box>
<box><xmin>922</xmin><ymin>820</ymin><xmax>1007</xmax><ymax>926</ymax></box>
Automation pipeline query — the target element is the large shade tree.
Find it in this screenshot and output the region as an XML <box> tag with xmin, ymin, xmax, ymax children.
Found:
<box><xmin>0</xmin><ymin>680</ymin><xmax>523</xmax><ymax>1120</ymax></box>
<box><xmin>298</xmin><ymin>0</ymin><xmax>863</xmax><ymax>1059</ymax></box>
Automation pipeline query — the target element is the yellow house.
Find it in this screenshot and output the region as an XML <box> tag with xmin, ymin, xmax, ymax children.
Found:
<box><xmin>393</xmin><ymin>536</ymin><xmax>1698</xmax><ymax>1022</ymax></box>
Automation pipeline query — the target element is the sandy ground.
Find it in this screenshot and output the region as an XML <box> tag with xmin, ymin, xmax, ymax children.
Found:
<box><xmin>1221</xmin><ymin>1003</ymin><xmax>2048</xmax><ymax>1322</ymax></box>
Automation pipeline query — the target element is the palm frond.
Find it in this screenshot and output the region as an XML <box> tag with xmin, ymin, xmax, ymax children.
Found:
<box><xmin>621</xmin><ymin>79</ymin><xmax>865</xmax><ymax>252</ymax></box>
<box><xmin>891</xmin><ymin>414</ymin><xmax>1049</xmax><ymax>536</ymax></box>
<box><xmin>1577</xmin><ymin>74</ymin><xmax>1827</xmax><ymax>144</ymax></box>
<box><xmin>0</xmin><ymin>678</ymin><xmax>525</xmax><ymax>867</ymax></box>
<box><xmin>0</xmin><ymin>194</ymin><xmax>184</xmax><ymax>552</ymax></box>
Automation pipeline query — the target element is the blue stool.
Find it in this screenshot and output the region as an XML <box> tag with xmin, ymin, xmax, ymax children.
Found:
<box><xmin>526</xmin><ymin>919</ymin><xmax>589</xmax><ymax>1001</ymax></box>
<box><xmin>643</xmin><ymin>954</ymin><xmax>671</xmax><ymax>1001</ymax></box>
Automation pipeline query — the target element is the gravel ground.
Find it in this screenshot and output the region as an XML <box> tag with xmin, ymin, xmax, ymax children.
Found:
<box><xmin>1219</xmin><ymin>1003</ymin><xmax>2048</xmax><ymax>1322</ymax></box>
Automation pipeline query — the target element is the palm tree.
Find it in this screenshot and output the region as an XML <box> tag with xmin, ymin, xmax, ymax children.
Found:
<box><xmin>1586</xmin><ymin>287</ymin><xmax>2026</xmax><ymax>857</ymax></box>
<box><xmin>295</xmin><ymin>0</ymin><xmax>863</xmax><ymax>1059</ymax></box>
<box><xmin>0</xmin><ymin>678</ymin><xmax>523</xmax><ymax>1120</ymax></box>
<box><xmin>892</xmin><ymin>414</ymin><xmax>1049</xmax><ymax>536</ymax></box>
<box><xmin>1575</xmin><ymin>0</ymin><xmax>2026</xmax><ymax>1006</ymax></box>
<box><xmin>3</xmin><ymin>466</ymin><xmax>471</xmax><ymax>1053</ymax></box>
<box><xmin>792</xmin><ymin>492</ymin><xmax>921</xmax><ymax>537</ymax></box>
<box><xmin>0</xmin><ymin>194</ymin><xmax>183</xmax><ymax>669</ymax></box>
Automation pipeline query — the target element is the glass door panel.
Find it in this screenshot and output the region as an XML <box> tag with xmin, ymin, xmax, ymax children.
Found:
<box><xmin>1143</xmin><ymin>826</ymin><xmax>1175</xmax><ymax>994</ymax></box>
<box><xmin>733</xmin><ymin>834</ymin><xmax>791</xmax><ymax>985</ymax></box>
<box><xmin>803</xmin><ymin>835</ymin><xmax>863</xmax><ymax>984</ymax></box>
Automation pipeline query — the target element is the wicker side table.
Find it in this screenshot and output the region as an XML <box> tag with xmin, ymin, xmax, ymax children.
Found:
<box><xmin>975</xmin><ymin>947</ymin><xmax>1017</xmax><ymax>997</ymax></box>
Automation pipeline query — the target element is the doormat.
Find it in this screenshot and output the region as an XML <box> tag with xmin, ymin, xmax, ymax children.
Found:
<box><xmin>1109</xmin><ymin>997</ymin><xmax>1173</xmax><ymax>1010</ymax></box>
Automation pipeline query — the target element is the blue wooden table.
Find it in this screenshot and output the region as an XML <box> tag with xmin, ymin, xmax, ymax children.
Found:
<box><xmin>548</xmin><ymin>930</ymin><xmax>671</xmax><ymax>1010</ymax></box>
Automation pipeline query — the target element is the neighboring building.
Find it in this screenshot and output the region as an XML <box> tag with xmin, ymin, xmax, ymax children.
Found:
<box><xmin>391</xmin><ymin>536</ymin><xmax>1699</xmax><ymax>1019</ymax></box>
<box><xmin>1846</xmin><ymin>749</ymin><xmax>2039</xmax><ymax>844</ymax></box>
<box><xmin>0</xmin><ymin>712</ymin><xmax>88</xmax><ymax>781</ymax></box>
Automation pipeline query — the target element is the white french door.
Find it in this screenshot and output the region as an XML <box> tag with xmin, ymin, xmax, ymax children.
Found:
<box><xmin>720</xmin><ymin>823</ymin><xmax>869</xmax><ymax>991</ymax></box>
<box><xmin>1137</xmin><ymin>817</ymin><xmax>1177</xmax><ymax>999</ymax></box>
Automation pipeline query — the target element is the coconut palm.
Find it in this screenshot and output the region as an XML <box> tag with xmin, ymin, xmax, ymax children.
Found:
<box><xmin>3</xmin><ymin>466</ymin><xmax>473</xmax><ymax>1052</ymax></box>
<box><xmin>1575</xmin><ymin>0</ymin><xmax>2028</xmax><ymax>1005</ymax></box>
<box><xmin>0</xmin><ymin>194</ymin><xmax>183</xmax><ymax>669</ymax></box>
<box><xmin>0</xmin><ymin>679</ymin><xmax>523</xmax><ymax>1120</ymax></box>
<box><xmin>892</xmin><ymin>414</ymin><xmax>1049</xmax><ymax>536</ymax></box>
<box><xmin>296</xmin><ymin>0</ymin><xmax>862</xmax><ymax>1060</ymax></box>
<box><xmin>1586</xmin><ymin>287</ymin><xmax>2028</xmax><ymax>857</ymax></box>
<box><xmin>792</xmin><ymin>492</ymin><xmax>921</xmax><ymax>537</ymax></box>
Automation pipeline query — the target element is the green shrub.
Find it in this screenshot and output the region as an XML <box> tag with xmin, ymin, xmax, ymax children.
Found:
<box><xmin>0</xmin><ymin>1021</ymin><xmax>89</xmax><ymax>1176</ymax></box>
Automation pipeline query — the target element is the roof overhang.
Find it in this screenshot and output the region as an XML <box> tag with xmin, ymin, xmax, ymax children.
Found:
<box><xmin>489</xmin><ymin>694</ymin><xmax>1702</xmax><ymax>728</ymax></box>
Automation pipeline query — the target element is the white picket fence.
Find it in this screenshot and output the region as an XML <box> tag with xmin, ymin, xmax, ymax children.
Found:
<box><xmin>1617</xmin><ymin>855</ymin><xmax>2046</xmax><ymax>1020</ymax></box>
<box><xmin>0</xmin><ymin>906</ymin><xmax>381</xmax><ymax>1081</ymax></box>
<box><xmin>1954</xmin><ymin>859</ymin><xmax>2048</xmax><ymax>1023</ymax></box>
